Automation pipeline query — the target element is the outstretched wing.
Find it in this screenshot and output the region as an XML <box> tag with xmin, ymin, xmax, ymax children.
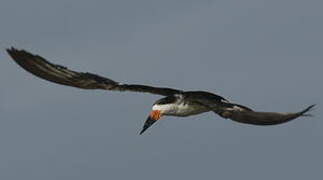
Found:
<box><xmin>216</xmin><ymin>104</ymin><xmax>315</xmax><ymax>125</ymax></box>
<box><xmin>189</xmin><ymin>97</ymin><xmax>315</xmax><ymax>125</ymax></box>
<box><xmin>6</xmin><ymin>47</ymin><xmax>182</xmax><ymax>96</ymax></box>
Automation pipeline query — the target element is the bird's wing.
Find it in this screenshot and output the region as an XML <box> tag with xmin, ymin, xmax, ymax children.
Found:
<box><xmin>6</xmin><ymin>47</ymin><xmax>183</xmax><ymax>96</ymax></box>
<box><xmin>189</xmin><ymin>97</ymin><xmax>315</xmax><ymax>125</ymax></box>
<box><xmin>215</xmin><ymin>104</ymin><xmax>315</xmax><ymax>125</ymax></box>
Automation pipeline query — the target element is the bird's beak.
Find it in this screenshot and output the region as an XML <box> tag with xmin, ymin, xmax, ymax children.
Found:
<box><xmin>140</xmin><ymin>110</ymin><xmax>161</xmax><ymax>135</ymax></box>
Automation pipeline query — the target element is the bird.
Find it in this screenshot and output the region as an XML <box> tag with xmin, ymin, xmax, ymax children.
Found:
<box><xmin>6</xmin><ymin>47</ymin><xmax>315</xmax><ymax>135</ymax></box>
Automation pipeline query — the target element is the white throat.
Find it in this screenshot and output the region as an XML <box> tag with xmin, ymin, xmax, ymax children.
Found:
<box><xmin>152</xmin><ymin>102</ymin><xmax>208</xmax><ymax>117</ymax></box>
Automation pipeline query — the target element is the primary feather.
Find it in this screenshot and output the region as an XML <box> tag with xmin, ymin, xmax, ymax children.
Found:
<box><xmin>6</xmin><ymin>47</ymin><xmax>182</xmax><ymax>96</ymax></box>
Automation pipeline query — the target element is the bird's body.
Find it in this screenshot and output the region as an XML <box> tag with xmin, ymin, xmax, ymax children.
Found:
<box><xmin>6</xmin><ymin>47</ymin><xmax>315</xmax><ymax>135</ymax></box>
<box><xmin>152</xmin><ymin>93</ymin><xmax>209</xmax><ymax>117</ymax></box>
<box><xmin>153</xmin><ymin>101</ymin><xmax>208</xmax><ymax>117</ymax></box>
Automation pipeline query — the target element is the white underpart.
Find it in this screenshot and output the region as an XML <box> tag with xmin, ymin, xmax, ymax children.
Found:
<box><xmin>152</xmin><ymin>102</ymin><xmax>208</xmax><ymax>117</ymax></box>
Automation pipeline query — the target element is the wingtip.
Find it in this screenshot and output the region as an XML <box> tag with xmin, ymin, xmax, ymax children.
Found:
<box><xmin>6</xmin><ymin>47</ymin><xmax>19</xmax><ymax>56</ymax></box>
<box><xmin>6</xmin><ymin>47</ymin><xmax>12</xmax><ymax>53</ymax></box>
<box><xmin>306</xmin><ymin>104</ymin><xmax>316</xmax><ymax>111</ymax></box>
<box><xmin>6</xmin><ymin>46</ymin><xmax>16</xmax><ymax>51</ymax></box>
<box><xmin>6</xmin><ymin>47</ymin><xmax>36</xmax><ymax>61</ymax></box>
<box><xmin>6</xmin><ymin>47</ymin><xmax>15</xmax><ymax>57</ymax></box>
<box><xmin>301</xmin><ymin>104</ymin><xmax>316</xmax><ymax>117</ymax></box>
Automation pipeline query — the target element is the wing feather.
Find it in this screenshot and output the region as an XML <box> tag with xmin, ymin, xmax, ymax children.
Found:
<box><xmin>190</xmin><ymin>97</ymin><xmax>315</xmax><ymax>125</ymax></box>
<box><xmin>217</xmin><ymin>104</ymin><xmax>315</xmax><ymax>125</ymax></box>
<box><xmin>6</xmin><ymin>47</ymin><xmax>182</xmax><ymax>96</ymax></box>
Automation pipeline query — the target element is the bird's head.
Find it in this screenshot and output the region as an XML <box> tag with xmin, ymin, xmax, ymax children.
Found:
<box><xmin>139</xmin><ymin>96</ymin><xmax>178</xmax><ymax>135</ymax></box>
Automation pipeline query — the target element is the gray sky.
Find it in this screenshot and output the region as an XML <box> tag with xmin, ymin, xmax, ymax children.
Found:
<box><xmin>1</xmin><ymin>0</ymin><xmax>323</xmax><ymax>179</ymax></box>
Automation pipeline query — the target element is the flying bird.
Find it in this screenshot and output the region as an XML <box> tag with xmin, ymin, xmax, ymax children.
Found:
<box><xmin>6</xmin><ymin>47</ymin><xmax>315</xmax><ymax>134</ymax></box>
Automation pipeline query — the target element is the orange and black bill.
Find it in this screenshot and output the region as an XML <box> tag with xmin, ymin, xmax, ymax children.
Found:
<box><xmin>140</xmin><ymin>117</ymin><xmax>157</xmax><ymax>135</ymax></box>
<box><xmin>140</xmin><ymin>110</ymin><xmax>161</xmax><ymax>135</ymax></box>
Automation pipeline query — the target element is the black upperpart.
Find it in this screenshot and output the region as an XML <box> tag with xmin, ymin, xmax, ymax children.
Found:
<box><xmin>153</xmin><ymin>91</ymin><xmax>227</xmax><ymax>106</ymax></box>
<box><xmin>183</xmin><ymin>91</ymin><xmax>227</xmax><ymax>103</ymax></box>
<box><xmin>154</xmin><ymin>95</ymin><xmax>178</xmax><ymax>105</ymax></box>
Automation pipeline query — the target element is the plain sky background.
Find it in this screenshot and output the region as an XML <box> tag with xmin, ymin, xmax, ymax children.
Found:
<box><xmin>1</xmin><ymin>0</ymin><xmax>322</xmax><ymax>179</ymax></box>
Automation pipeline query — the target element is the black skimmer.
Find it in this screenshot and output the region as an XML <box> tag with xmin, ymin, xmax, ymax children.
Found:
<box><xmin>6</xmin><ymin>47</ymin><xmax>315</xmax><ymax>135</ymax></box>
